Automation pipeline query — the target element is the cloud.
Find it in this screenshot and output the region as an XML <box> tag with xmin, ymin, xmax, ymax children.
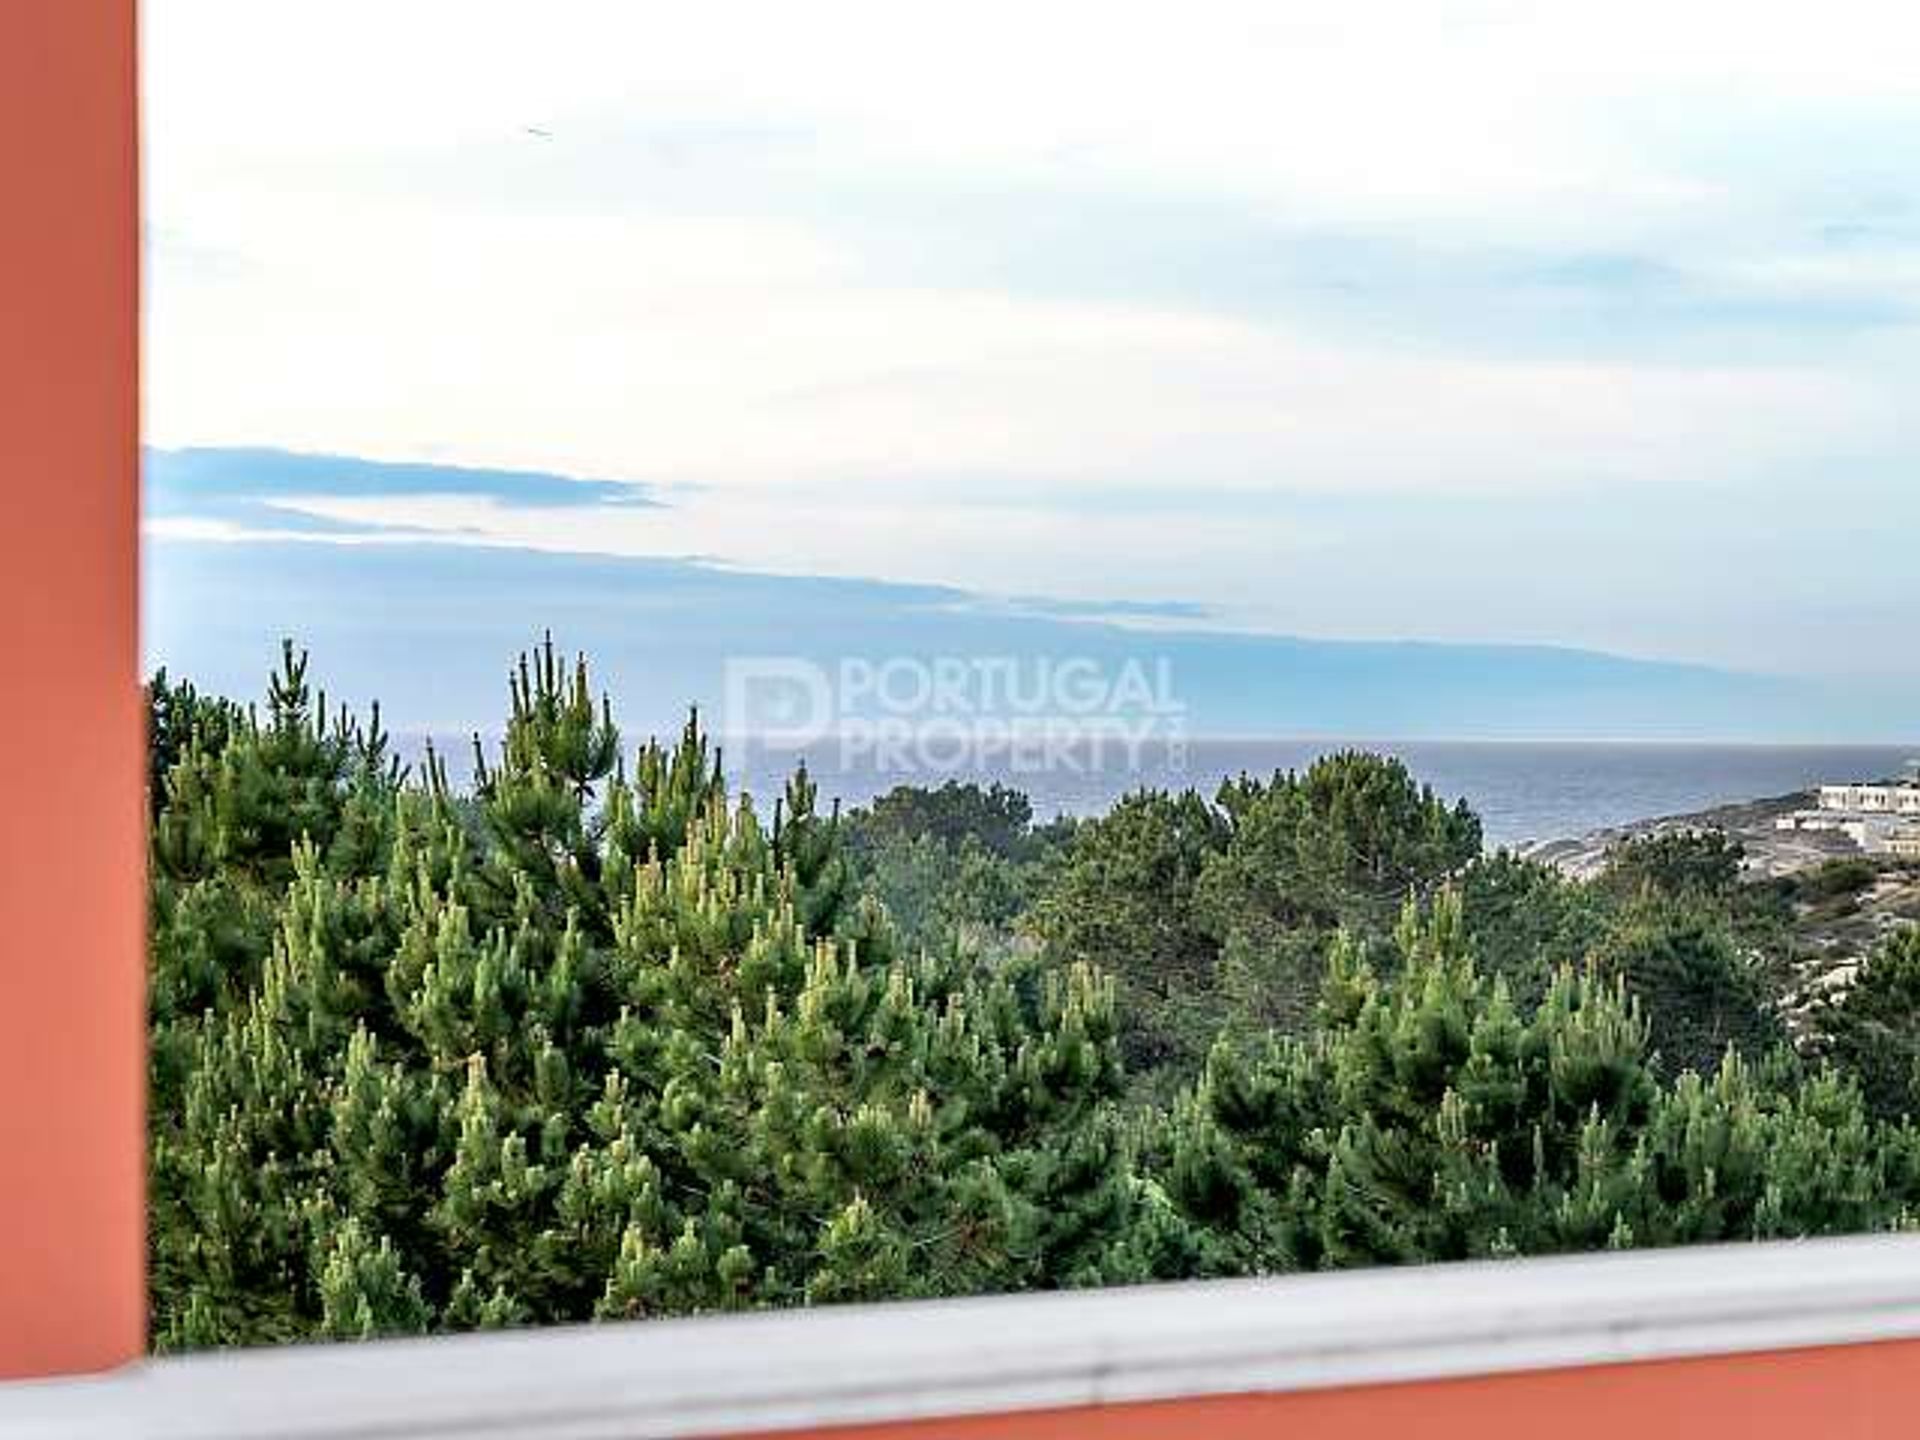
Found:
<box><xmin>959</xmin><ymin>595</ymin><xmax>1217</xmax><ymax>625</ymax></box>
<box><xmin>141</xmin><ymin>445</ymin><xmax>1920</xmax><ymax>685</ymax></box>
<box><xmin>139</xmin><ymin>4</ymin><xmax>1920</xmax><ymax>687</ymax></box>
<box><xmin>145</xmin><ymin>447</ymin><xmax>658</xmax><ymax>537</ymax></box>
<box><xmin>146</xmin><ymin>534</ymin><xmax>1898</xmax><ymax>746</ymax></box>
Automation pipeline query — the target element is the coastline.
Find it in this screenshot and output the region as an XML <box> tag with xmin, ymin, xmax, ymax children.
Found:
<box><xmin>1521</xmin><ymin>788</ymin><xmax>1920</xmax><ymax>994</ymax></box>
<box><xmin>1515</xmin><ymin>790</ymin><xmax>1851</xmax><ymax>880</ymax></box>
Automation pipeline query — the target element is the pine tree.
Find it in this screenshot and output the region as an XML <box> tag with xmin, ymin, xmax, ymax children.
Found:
<box><xmin>149</xmin><ymin>642</ymin><xmax>1153</xmax><ymax>1347</ymax></box>
<box><xmin>1152</xmin><ymin>892</ymin><xmax>1906</xmax><ymax>1275</ymax></box>
<box><xmin>146</xmin><ymin>644</ymin><xmax>1920</xmax><ymax>1349</ymax></box>
<box><xmin>1813</xmin><ymin>928</ymin><xmax>1920</xmax><ymax>1122</ymax></box>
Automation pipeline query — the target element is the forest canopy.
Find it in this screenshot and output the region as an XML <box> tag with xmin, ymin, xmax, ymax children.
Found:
<box><xmin>146</xmin><ymin>642</ymin><xmax>1920</xmax><ymax>1349</ymax></box>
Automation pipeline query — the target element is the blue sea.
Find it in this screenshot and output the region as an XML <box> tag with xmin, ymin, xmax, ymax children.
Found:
<box><xmin>722</xmin><ymin>740</ymin><xmax>1919</xmax><ymax>851</ymax></box>
<box><xmin>405</xmin><ymin>734</ymin><xmax>1917</xmax><ymax>851</ymax></box>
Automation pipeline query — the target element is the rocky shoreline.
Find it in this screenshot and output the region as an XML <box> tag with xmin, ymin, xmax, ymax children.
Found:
<box><xmin>1520</xmin><ymin>789</ymin><xmax>1920</xmax><ymax>996</ymax></box>
<box><xmin>1516</xmin><ymin>789</ymin><xmax>1858</xmax><ymax>880</ymax></box>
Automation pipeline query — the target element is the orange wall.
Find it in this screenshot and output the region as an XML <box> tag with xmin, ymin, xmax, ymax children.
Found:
<box><xmin>0</xmin><ymin>0</ymin><xmax>146</xmax><ymax>1380</ymax></box>
<box><xmin>769</xmin><ymin>1338</ymin><xmax>1920</xmax><ymax>1440</ymax></box>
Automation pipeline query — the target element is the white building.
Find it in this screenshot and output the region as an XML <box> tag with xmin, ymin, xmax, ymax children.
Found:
<box><xmin>1776</xmin><ymin>764</ymin><xmax>1920</xmax><ymax>854</ymax></box>
<box><xmin>1818</xmin><ymin>782</ymin><xmax>1920</xmax><ymax>817</ymax></box>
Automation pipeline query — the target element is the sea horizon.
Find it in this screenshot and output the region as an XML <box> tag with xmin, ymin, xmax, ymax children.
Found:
<box><xmin>397</xmin><ymin>732</ymin><xmax>1920</xmax><ymax>852</ymax></box>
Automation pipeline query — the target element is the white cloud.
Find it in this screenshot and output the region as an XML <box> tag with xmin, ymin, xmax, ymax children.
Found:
<box><xmin>143</xmin><ymin>0</ymin><xmax>1920</xmax><ymax>670</ymax></box>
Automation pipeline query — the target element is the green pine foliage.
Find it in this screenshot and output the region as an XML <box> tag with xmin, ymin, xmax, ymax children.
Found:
<box><xmin>845</xmin><ymin>780</ymin><xmax>1041</xmax><ymax>862</ymax></box>
<box><xmin>1023</xmin><ymin>756</ymin><xmax>1483</xmax><ymax>1075</ymax></box>
<box><xmin>1584</xmin><ymin>897</ymin><xmax>1785</xmax><ymax>1079</ymax></box>
<box><xmin>1025</xmin><ymin>789</ymin><xmax>1227</xmax><ymax>1077</ymax></box>
<box><xmin>1157</xmin><ymin>893</ymin><xmax>1907</xmax><ymax>1274</ymax></box>
<box><xmin>1813</xmin><ymin>928</ymin><xmax>1920</xmax><ymax>1122</ymax></box>
<box><xmin>147</xmin><ymin>643</ymin><xmax>1920</xmax><ymax>1352</ymax></box>
<box><xmin>1598</xmin><ymin>830</ymin><xmax>1747</xmax><ymax>904</ymax></box>
<box><xmin>150</xmin><ymin>642</ymin><xmax>1150</xmax><ymax>1349</ymax></box>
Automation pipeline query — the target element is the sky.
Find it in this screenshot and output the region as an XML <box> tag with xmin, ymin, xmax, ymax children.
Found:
<box><xmin>142</xmin><ymin>2</ymin><xmax>1920</xmax><ymax>737</ymax></box>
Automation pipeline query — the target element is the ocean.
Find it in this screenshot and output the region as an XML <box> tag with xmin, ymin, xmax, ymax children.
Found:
<box><xmin>720</xmin><ymin>740</ymin><xmax>1920</xmax><ymax>851</ymax></box>
<box><xmin>404</xmin><ymin>734</ymin><xmax>1918</xmax><ymax>851</ymax></box>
